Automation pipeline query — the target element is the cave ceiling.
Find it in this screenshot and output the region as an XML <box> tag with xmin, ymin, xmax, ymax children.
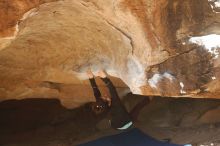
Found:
<box><xmin>0</xmin><ymin>0</ymin><xmax>220</xmax><ymax>107</ymax></box>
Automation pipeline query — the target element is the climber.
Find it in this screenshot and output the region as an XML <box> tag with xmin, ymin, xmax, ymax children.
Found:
<box><xmin>87</xmin><ymin>69</ymin><xmax>111</xmax><ymax>115</ymax></box>
<box><xmin>87</xmin><ymin>69</ymin><xmax>151</xmax><ymax>130</ymax></box>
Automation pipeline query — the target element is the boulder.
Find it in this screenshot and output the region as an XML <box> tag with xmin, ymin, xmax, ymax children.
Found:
<box><xmin>0</xmin><ymin>0</ymin><xmax>220</xmax><ymax>108</ymax></box>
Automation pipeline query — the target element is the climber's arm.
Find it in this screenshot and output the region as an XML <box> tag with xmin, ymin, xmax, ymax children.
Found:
<box><xmin>87</xmin><ymin>69</ymin><xmax>102</xmax><ymax>101</ymax></box>
<box><xmin>96</xmin><ymin>70</ymin><xmax>119</xmax><ymax>101</ymax></box>
<box><xmin>100</xmin><ymin>77</ymin><xmax>119</xmax><ymax>101</ymax></box>
<box><xmin>89</xmin><ymin>78</ymin><xmax>102</xmax><ymax>101</ymax></box>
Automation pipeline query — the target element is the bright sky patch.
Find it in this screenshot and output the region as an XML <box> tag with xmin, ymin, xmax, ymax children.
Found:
<box><xmin>189</xmin><ymin>34</ymin><xmax>220</xmax><ymax>59</ymax></box>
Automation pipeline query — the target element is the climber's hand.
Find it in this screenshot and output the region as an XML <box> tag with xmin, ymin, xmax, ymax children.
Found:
<box><xmin>96</xmin><ymin>70</ymin><xmax>107</xmax><ymax>78</ymax></box>
<box><xmin>87</xmin><ymin>69</ymin><xmax>94</xmax><ymax>79</ymax></box>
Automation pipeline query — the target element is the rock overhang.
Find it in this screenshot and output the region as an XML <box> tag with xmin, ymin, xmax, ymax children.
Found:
<box><xmin>0</xmin><ymin>0</ymin><xmax>220</xmax><ymax>108</ymax></box>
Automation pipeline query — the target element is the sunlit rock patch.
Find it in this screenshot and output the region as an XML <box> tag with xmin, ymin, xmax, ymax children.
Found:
<box><xmin>208</xmin><ymin>0</ymin><xmax>220</xmax><ymax>13</ymax></box>
<box><xmin>148</xmin><ymin>72</ymin><xmax>175</xmax><ymax>89</ymax></box>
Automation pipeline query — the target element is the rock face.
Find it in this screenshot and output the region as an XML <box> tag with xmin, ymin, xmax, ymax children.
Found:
<box><xmin>0</xmin><ymin>0</ymin><xmax>220</xmax><ymax>107</ymax></box>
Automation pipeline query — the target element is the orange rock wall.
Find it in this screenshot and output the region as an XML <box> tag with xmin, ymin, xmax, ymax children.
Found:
<box><xmin>0</xmin><ymin>0</ymin><xmax>219</xmax><ymax>108</ymax></box>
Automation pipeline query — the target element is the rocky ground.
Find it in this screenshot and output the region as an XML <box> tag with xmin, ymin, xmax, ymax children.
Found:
<box><xmin>0</xmin><ymin>94</ymin><xmax>220</xmax><ymax>146</ymax></box>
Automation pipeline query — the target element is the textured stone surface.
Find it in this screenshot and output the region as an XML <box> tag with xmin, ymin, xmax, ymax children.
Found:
<box><xmin>0</xmin><ymin>0</ymin><xmax>220</xmax><ymax>107</ymax></box>
<box><xmin>1</xmin><ymin>96</ymin><xmax>220</xmax><ymax>145</ymax></box>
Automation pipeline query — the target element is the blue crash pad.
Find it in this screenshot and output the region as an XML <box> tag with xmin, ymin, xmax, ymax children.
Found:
<box><xmin>79</xmin><ymin>128</ymin><xmax>182</xmax><ymax>146</ymax></box>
